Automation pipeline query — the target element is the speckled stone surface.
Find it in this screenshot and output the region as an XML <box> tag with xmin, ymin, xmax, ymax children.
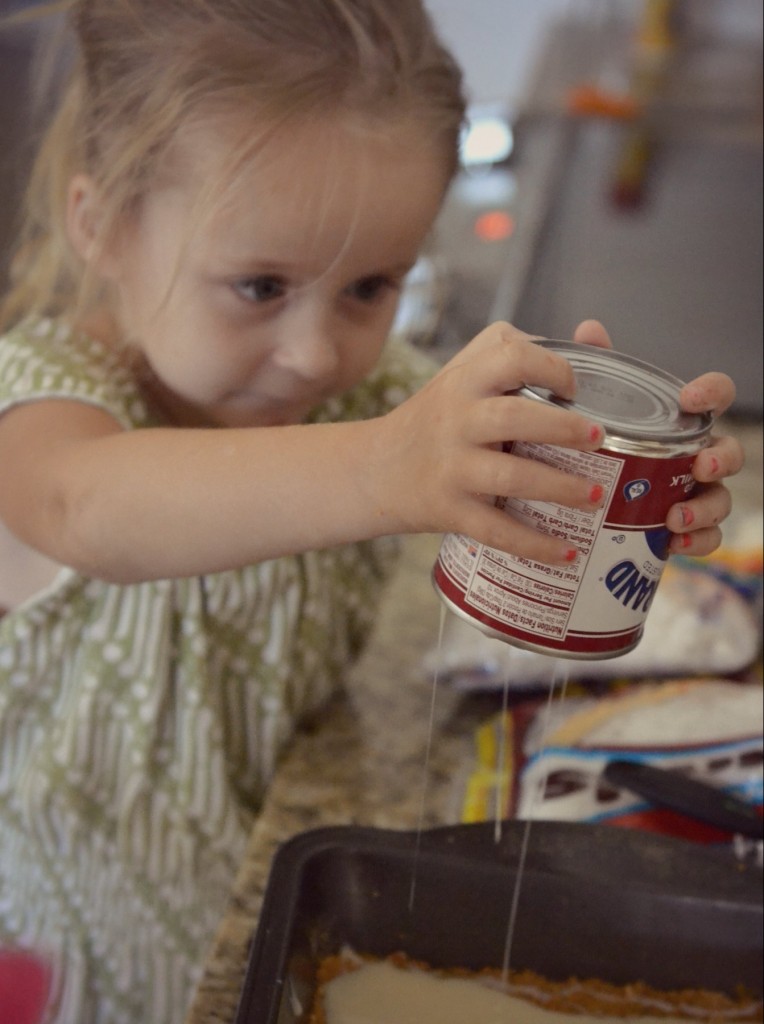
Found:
<box><xmin>184</xmin><ymin>419</ymin><xmax>762</xmax><ymax>1024</ymax></box>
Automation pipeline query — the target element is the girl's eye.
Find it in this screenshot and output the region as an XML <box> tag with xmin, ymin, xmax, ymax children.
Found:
<box><xmin>234</xmin><ymin>275</ymin><xmax>287</xmax><ymax>303</ymax></box>
<box><xmin>346</xmin><ymin>275</ymin><xmax>395</xmax><ymax>303</ymax></box>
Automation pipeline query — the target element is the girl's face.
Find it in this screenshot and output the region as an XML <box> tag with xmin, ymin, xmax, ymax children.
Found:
<box><xmin>100</xmin><ymin>114</ymin><xmax>450</xmax><ymax>427</ymax></box>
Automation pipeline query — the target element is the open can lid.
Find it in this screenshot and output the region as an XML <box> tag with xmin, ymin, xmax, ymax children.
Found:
<box><xmin>526</xmin><ymin>340</ymin><xmax>712</xmax><ymax>444</ymax></box>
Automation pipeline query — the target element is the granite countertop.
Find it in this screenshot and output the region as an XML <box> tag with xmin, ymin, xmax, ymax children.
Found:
<box><xmin>184</xmin><ymin>419</ymin><xmax>762</xmax><ymax>1024</ymax></box>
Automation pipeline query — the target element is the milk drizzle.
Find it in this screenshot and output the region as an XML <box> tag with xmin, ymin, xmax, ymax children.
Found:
<box><xmin>494</xmin><ymin>656</ymin><xmax>512</xmax><ymax>844</ymax></box>
<box><xmin>408</xmin><ymin>603</ymin><xmax>447</xmax><ymax>912</ymax></box>
<box><xmin>501</xmin><ymin>659</ymin><xmax>569</xmax><ymax>981</ymax></box>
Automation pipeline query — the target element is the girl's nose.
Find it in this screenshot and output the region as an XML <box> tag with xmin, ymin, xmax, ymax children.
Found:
<box><xmin>272</xmin><ymin>309</ymin><xmax>340</xmax><ymax>382</ymax></box>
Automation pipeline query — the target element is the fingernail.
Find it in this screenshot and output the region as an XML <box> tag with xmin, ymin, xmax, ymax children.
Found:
<box><xmin>680</xmin><ymin>505</ymin><xmax>694</xmax><ymax>527</ymax></box>
<box><xmin>709</xmin><ymin>456</ymin><xmax>720</xmax><ymax>476</ymax></box>
<box><xmin>589</xmin><ymin>483</ymin><xmax>604</xmax><ymax>504</ymax></box>
<box><xmin>681</xmin><ymin>533</ymin><xmax>692</xmax><ymax>549</ymax></box>
<box><xmin>588</xmin><ymin>423</ymin><xmax>604</xmax><ymax>444</ymax></box>
<box><xmin>564</xmin><ymin>547</ymin><xmax>578</xmax><ymax>563</ymax></box>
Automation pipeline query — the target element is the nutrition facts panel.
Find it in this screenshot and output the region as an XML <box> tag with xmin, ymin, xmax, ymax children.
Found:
<box><xmin>472</xmin><ymin>443</ymin><xmax>622</xmax><ymax>640</ymax></box>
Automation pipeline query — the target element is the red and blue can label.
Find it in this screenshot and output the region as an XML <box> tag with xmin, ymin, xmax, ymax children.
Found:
<box><xmin>433</xmin><ymin>341</ymin><xmax>711</xmax><ymax>659</ymax></box>
<box><xmin>434</xmin><ymin>442</ymin><xmax>699</xmax><ymax>658</ymax></box>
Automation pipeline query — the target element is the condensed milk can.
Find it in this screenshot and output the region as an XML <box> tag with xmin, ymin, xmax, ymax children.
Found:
<box><xmin>432</xmin><ymin>340</ymin><xmax>712</xmax><ymax>659</ymax></box>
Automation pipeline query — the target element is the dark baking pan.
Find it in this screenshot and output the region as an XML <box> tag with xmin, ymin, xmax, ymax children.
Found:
<box><xmin>235</xmin><ymin>821</ymin><xmax>763</xmax><ymax>1023</ymax></box>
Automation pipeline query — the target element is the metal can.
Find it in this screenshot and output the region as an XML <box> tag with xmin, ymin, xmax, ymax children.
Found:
<box><xmin>432</xmin><ymin>340</ymin><xmax>712</xmax><ymax>659</ymax></box>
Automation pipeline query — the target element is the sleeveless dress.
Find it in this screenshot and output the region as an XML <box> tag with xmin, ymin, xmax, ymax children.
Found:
<box><xmin>0</xmin><ymin>318</ymin><xmax>435</xmax><ymax>1024</ymax></box>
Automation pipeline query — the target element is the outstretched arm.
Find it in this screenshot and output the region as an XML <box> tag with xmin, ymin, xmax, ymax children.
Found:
<box><xmin>0</xmin><ymin>322</ymin><xmax>607</xmax><ymax>583</ymax></box>
<box><xmin>0</xmin><ymin>319</ymin><xmax>741</xmax><ymax>584</ymax></box>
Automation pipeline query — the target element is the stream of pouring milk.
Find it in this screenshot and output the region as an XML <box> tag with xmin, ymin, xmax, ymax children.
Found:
<box><xmin>410</xmin><ymin>607</ymin><xmax>571</xmax><ymax>981</ymax></box>
<box><xmin>408</xmin><ymin>603</ymin><xmax>448</xmax><ymax>911</ymax></box>
<box><xmin>501</xmin><ymin>656</ymin><xmax>569</xmax><ymax>982</ymax></box>
<box><xmin>494</xmin><ymin>666</ymin><xmax>511</xmax><ymax>844</ymax></box>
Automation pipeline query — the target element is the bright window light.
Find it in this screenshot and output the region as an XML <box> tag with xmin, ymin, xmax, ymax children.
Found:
<box><xmin>461</xmin><ymin>114</ymin><xmax>513</xmax><ymax>167</ymax></box>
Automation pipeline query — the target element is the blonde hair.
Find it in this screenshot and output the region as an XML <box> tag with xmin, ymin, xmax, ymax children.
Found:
<box><xmin>0</xmin><ymin>0</ymin><xmax>466</xmax><ymax>330</ymax></box>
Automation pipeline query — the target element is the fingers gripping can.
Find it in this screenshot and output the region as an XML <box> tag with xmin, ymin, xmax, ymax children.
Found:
<box><xmin>432</xmin><ymin>341</ymin><xmax>712</xmax><ymax>659</ymax></box>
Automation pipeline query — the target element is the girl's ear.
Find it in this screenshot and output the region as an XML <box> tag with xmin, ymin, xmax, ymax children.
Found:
<box><xmin>66</xmin><ymin>173</ymin><xmax>120</xmax><ymax>278</ymax></box>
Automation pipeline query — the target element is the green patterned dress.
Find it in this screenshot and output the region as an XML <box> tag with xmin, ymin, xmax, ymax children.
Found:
<box><xmin>0</xmin><ymin>318</ymin><xmax>435</xmax><ymax>1024</ymax></box>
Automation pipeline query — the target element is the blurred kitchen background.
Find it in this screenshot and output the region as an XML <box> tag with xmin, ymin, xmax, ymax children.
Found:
<box><xmin>406</xmin><ymin>0</ymin><xmax>763</xmax><ymax>417</ymax></box>
<box><xmin>1</xmin><ymin>0</ymin><xmax>762</xmax><ymax>414</ymax></box>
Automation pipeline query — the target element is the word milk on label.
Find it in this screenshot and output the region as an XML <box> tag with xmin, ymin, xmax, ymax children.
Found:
<box><xmin>433</xmin><ymin>341</ymin><xmax>711</xmax><ymax>659</ymax></box>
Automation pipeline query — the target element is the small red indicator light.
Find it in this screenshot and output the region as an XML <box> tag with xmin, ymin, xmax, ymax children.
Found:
<box><xmin>474</xmin><ymin>210</ymin><xmax>515</xmax><ymax>242</ymax></box>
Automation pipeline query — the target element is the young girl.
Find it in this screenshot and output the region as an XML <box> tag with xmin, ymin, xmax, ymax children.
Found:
<box><xmin>0</xmin><ymin>1</ymin><xmax>744</xmax><ymax>1022</ymax></box>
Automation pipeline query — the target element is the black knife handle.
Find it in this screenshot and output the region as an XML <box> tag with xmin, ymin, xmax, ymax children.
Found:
<box><xmin>603</xmin><ymin>759</ymin><xmax>764</xmax><ymax>840</ymax></box>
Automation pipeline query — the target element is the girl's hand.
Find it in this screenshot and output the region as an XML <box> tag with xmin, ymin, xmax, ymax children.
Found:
<box><xmin>376</xmin><ymin>321</ymin><xmax>608</xmax><ymax>564</ymax></box>
<box><xmin>572</xmin><ymin>319</ymin><xmax>744</xmax><ymax>558</ymax></box>
<box><xmin>665</xmin><ymin>373</ymin><xmax>744</xmax><ymax>557</ymax></box>
<box><xmin>378</xmin><ymin>318</ymin><xmax>743</xmax><ymax>564</ymax></box>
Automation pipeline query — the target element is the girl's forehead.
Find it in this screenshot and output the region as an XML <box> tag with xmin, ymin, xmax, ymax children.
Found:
<box><xmin>170</xmin><ymin>108</ymin><xmax>442</xmax><ymax>193</ymax></box>
<box><xmin>163</xmin><ymin>111</ymin><xmax>449</xmax><ymax>246</ymax></box>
